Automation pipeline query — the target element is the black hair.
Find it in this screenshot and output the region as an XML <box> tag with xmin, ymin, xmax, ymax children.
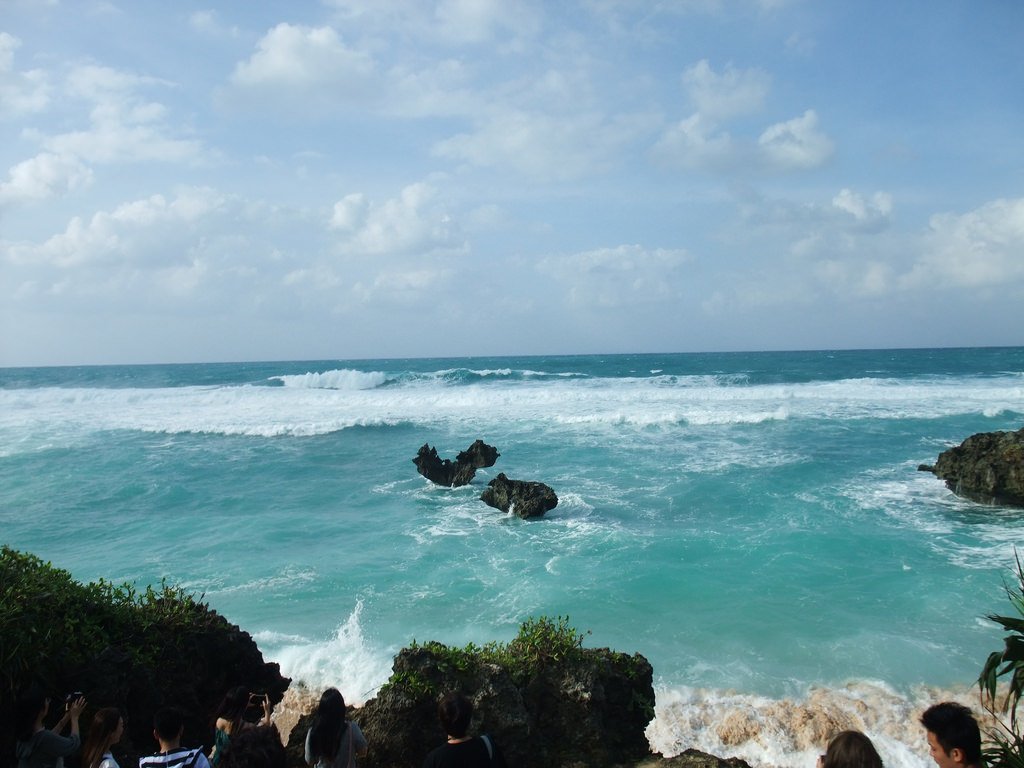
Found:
<box><xmin>153</xmin><ymin>707</ymin><xmax>185</xmax><ymax>742</ymax></box>
<box><xmin>307</xmin><ymin>688</ymin><xmax>348</xmax><ymax>762</ymax></box>
<box><xmin>921</xmin><ymin>702</ymin><xmax>982</xmax><ymax>765</ymax></box>
<box><xmin>437</xmin><ymin>692</ymin><xmax>473</xmax><ymax>739</ymax></box>
<box><xmin>214</xmin><ymin>685</ymin><xmax>252</xmax><ymax>738</ymax></box>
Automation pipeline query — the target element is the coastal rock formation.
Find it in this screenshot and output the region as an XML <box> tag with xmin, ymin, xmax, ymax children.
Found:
<box><xmin>338</xmin><ymin>623</ymin><xmax>655</xmax><ymax>768</ymax></box>
<box><xmin>480</xmin><ymin>472</ymin><xmax>558</xmax><ymax>519</ymax></box>
<box><xmin>0</xmin><ymin>546</ymin><xmax>289</xmax><ymax>768</ymax></box>
<box><xmin>918</xmin><ymin>427</ymin><xmax>1024</xmax><ymax>507</ymax></box>
<box><xmin>413</xmin><ymin>440</ymin><xmax>500</xmax><ymax>487</ymax></box>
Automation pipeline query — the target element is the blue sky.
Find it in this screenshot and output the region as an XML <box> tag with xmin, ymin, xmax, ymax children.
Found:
<box><xmin>1</xmin><ymin>1</ymin><xmax>1022</xmax><ymax>366</ymax></box>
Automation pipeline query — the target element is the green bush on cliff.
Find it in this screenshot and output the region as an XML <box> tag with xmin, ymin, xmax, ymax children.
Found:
<box><xmin>0</xmin><ymin>545</ymin><xmax>288</xmax><ymax>767</ymax></box>
<box><xmin>0</xmin><ymin>545</ymin><xmax>215</xmax><ymax>699</ymax></box>
<box><xmin>979</xmin><ymin>552</ymin><xmax>1024</xmax><ymax>768</ymax></box>
<box><xmin>401</xmin><ymin>615</ymin><xmax>590</xmax><ymax>691</ymax></box>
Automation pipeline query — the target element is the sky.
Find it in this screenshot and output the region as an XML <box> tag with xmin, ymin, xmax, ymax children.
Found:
<box><xmin>1</xmin><ymin>1</ymin><xmax>1022</xmax><ymax>366</ymax></box>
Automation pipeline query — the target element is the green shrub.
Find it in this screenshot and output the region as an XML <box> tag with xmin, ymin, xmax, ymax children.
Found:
<box><xmin>979</xmin><ymin>551</ymin><xmax>1024</xmax><ymax>768</ymax></box>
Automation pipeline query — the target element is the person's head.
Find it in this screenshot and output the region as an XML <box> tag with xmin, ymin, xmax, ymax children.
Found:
<box><xmin>437</xmin><ymin>692</ymin><xmax>473</xmax><ymax>739</ymax></box>
<box><xmin>217</xmin><ymin>686</ymin><xmax>251</xmax><ymax>720</ymax></box>
<box><xmin>14</xmin><ymin>689</ymin><xmax>49</xmax><ymax>741</ymax></box>
<box><xmin>220</xmin><ymin>725</ymin><xmax>286</xmax><ymax>768</ymax></box>
<box><xmin>315</xmin><ymin>688</ymin><xmax>347</xmax><ymax>722</ymax></box>
<box><xmin>307</xmin><ymin>688</ymin><xmax>348</xmax><ymax>761</ymax></box>
<box><xmin>822</xmin><ymin>730</ymin><xmax>883</xmax><ymax>768</ymax></box>
<box><xmin>82</xmin><ymin>708</ymin><xmax>125</xmax><ymax>768</ymax></box>
<box><xmin>153</xmin><ymin>707</ymin><xmax>185</xmax><ymax>747</ymax></box>
<box><xmin>921</xmin><ymin>702</ymin><xmax>982</xmax><ymax>768</ymax></box>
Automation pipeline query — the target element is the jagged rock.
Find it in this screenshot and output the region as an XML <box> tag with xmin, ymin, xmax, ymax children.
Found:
<box><xmin>480</xmin><ymin>472</ymin><xmax>558</xmax><ymax>519</ymax></box>
<box><xmin>918</xmin><ymin>427</ymin><xmax>1024</xmax><ymax>507</ymax></box>
<box><xmin>637</xmin><ymin>751</ymin><xmax>754</xmax><ymax>768</ymax></box>
<box><xmin>354</xmin><ymin>639</ymin><xmax>655</xmax><ymax>768</ymax></box>
<box><xmin>413</xmin><ymin>440</ymin><xmax>500</xmax><ymax>487</ymax></box>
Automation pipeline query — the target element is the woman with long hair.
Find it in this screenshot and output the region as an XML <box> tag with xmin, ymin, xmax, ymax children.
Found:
<box><xmin>305</xmin><ymin>688</ymin><xmax>367</xmax><ymax>768</ymax></box>
<box><xmin>81</xmin><ymin>708</ymin><xmax>125</xmax><ymax>768</ymax></box>
<box><xmin>818</xmin><ymin>730</ymin><xmax>884</xmax><ymax>768</ymax></box>
<box><xmin>210</xmin><ymin>686</ymin><xmax>271</xmax><ymax>766</ymax></box>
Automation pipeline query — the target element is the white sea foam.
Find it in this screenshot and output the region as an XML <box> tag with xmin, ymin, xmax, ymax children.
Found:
<box><xmin>267</xmin><ymin>601</ymin><xmax>393</xmax><ymax>706</ymax></box>
<box><xmin>646</xmin><ymin>681</ymin><xmax>979</xmax><ymax>768</ymax></box>
<box><xmin>271</xmin><ymin>369</ymin><xmax>389</xmax><ymax>390</ymax></box>
<box><xmin>0</xmin><ymin>369</ymin><xmax>1021</xmax><ymax>444</ymax></box>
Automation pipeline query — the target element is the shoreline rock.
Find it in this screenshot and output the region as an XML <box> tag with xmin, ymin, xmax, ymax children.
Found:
<box><xmin>918</xmin><ymin>426</ymin><xmax>1024</xmax><ymax>506</ymax></box>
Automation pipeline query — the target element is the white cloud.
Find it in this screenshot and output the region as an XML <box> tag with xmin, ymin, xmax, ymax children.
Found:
<box><xmin>0</xmin><ymin>152</ymin><xmax>92</xmax><ymax>207</ymax></box>
<box><xmin>5</xmin><ymin>187</ymin><xmax>227</xmax><ymax>268</ymax></box>
<box><xmin>682</xmin><ymin>59</ymin><xmax>770</xmax><ymax>121</ymax></box>
<box><xmin>434</xmin><ymin>109</ymin><xmax>645</xmax><ymax>180</ymax></box>
<box><xmin>230</xmin><ymin>23</ymin><xmax>376</xmax><ymax>97</ymax></box>
<box><xmin>330</xmin><ymin>183</ymin><xmax>465</xmax><ymax>256</ymax></box>
<box><xmin>758</xmin><ymin>109</ymin><xmax>834</xmax><ymax>170</ymax></box>
<box><xmin>538</xmin><ymin>244</ymin><xmax>689</xmax><ymax>307</ymax></box>
<box><xmin>17</xmin><ymin>63</ymin><xmax>204</xmax><ymax>165</ymax></box>
<box><xmin>904</xmin><ymin>198</ymin><xmax>1024</xmax><ymax>289</ymax></box>
<box><xmin>190</xmin><ymin>10</ymin><xmax>239</xmax><ymax>38</ymax></box>
<box><xmin>0</xmin><ymin>32</ymin><xmax>50</xmax><ymax>116</ymax></box>
<box><xmin>652</xmin><ymin>113</ymin><xmax>738</xmax><ymax>170</ymax></box>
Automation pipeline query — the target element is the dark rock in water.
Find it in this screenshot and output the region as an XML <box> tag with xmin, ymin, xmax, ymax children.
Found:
<box><xmin>354</xmin><ymin>635</ymin><xmax>655</xmax><ymax>768</ymax></box>
<box><xmin>413</xmin><ymin>440</ymin><xmax>500</xmax><ymax>487</ymax></box>
<box><xmin>919</xmin><ymin>427</ymin><xmax>1024</xmax><ymax>507</ymax></box>
<box><xmin>457</xmin><ymin>438</ymin><xmax>500</xmax><ymax>470</ymax></box>
<box><xmin>480</xmin><ymin>472</ymin><xmax>558</xmax><ymax>519</ymax></box>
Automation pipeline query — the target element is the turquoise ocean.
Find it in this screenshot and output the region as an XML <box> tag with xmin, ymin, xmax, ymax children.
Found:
<box><xmin>3</xmin><ymin>348</ymin><xmax>1024</xmax><ymax>768</ymax></box>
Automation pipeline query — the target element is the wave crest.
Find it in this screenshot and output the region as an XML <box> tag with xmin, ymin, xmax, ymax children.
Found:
<box><xmin>271</xmin><ymin>369</ymin><xmax>390</xmax><ymax>390</ymax></box>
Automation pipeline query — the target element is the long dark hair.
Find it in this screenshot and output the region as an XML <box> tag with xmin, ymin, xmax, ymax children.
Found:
<box><xmin>307</xmin><ymin>688</ymin><xmax>348</xmax><ymax>762</ymax></box>
<box><xmin>14</xmin><ymin>690</ymin><xmax>47</xmax><ymax>742</ymax></box>
<box><xmin>81</xmin><ymin>708</ymin><xmax>123</xmax><ymax>768</ymax></box>
<box><xmin>823</xmin><ymin>730</ymin><xmax>884</xmax><ymax>768</ymax></box>
<box><xmin>215</xmin><ymin>686</ymin><xmax>250</xmax><ymax>736</ymax></box>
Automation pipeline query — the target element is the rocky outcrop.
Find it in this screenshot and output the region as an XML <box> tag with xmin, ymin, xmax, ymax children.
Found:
<box><xmin>918</xmin><ymin>427</ymin><xmax>1024</xmax><ymax>506</ymax></box>
<box><xmin>480</xmin><ymin>472</ymin><xmax>558</xmax><ymax>519</ymax></box>
<box><xmin>637</xmin><ymin>751</ymin><xmax>753</xmax><ymax>768</ymax></box>
<box><xmin>0</xmin><ymin>547</ymin><xmax>289</xmax><ymax>768</ymax></box>
<box><xmin>413</xmin><ymin>440</ymin><xmax>500</xmax><ymax>487</ymax></box>
<box><xmin>344</xmin><ymin>625</ymin><xmax>655</xmax><ymax>768</ymax></box>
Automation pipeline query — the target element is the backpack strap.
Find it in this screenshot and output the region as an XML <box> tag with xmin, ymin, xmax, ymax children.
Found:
<box><xmin>480</xmin><ymin>734</ymin><xmax>493</xmax><ymax>761</ymax></box>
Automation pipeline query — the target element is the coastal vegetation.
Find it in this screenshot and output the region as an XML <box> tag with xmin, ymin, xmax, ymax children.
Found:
<box><xmin>979</xmin><ymin>552</ymin><xmax>1024</xmax><ymax>768</ymax></box>
<box><xmin>0</xmin><ymin>545</ymin><xmax>288</xmax><ymax>765</ymax></box>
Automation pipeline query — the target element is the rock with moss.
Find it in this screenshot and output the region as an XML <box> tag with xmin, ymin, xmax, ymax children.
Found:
<box><xmin>918</xmin><ymin>427</ymin><xmax>1024</xmax><ymax>506</ymax></box>
<box><xmin>350</xmin><ymin>616</ymin><xmax>654</xmax><ymax>768</ymax></box>
<box><xmin>0</xmin><ymin>546</ymin><xmax>289</xmax><ymax>767</ymax></box>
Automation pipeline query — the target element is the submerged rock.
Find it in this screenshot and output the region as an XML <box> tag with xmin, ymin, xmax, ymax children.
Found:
<box><xmin>918</xmin><ymin>427</ymin><xmax>1024</xmax><ymax>507</ymax></box>
<box><xmin>413</xmin><ymin>440</ymin><xmax>500</xmax><ymax>487</ymax></box>
<box><xmin>480</xmin><ymin>472</ymin><xmax>558</xmax><ymax>519</ymax></box>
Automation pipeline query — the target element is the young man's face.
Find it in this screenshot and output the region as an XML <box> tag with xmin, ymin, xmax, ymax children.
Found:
<box><xmin>927</xmin><ymin>730</ymin><xmax>963</xmax><ymax>768</ymax></box>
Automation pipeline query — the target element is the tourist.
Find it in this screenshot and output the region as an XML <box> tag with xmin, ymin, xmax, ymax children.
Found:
<box><xmin>920</xmin><ymin>702</ymin><xmax>983</xmax><ymax>768</ymax></box>
<box><xmin>81</xmin><ymin>707</ymin><xmax>126</xmax><ymax>768</ymax></box>
<box><xmin>138</xmin><ymin>706</ymin><xmax>211</xmax><ymax>768</ymax></box>
<box><xmin>14</xmin><ymin>689</ymin><xmax>87</xmax><ymax>768</ymax></box>
<box><xmin>817</xmin><ymin>730</ymin><xmax>883</xmax><ymax>768</ymax></box>
<box><xmin>209</xmin><ymin>686</ymin><xmax>271</xmax><ymax>766</ymax></box>
<box><xmin>305</xmin><ymin>688</ymin><xmax>368</xmax><ymax>768</ymax></box>
<box><xmin>219</xmin><ymin>725</ymin><xmax>286</xmax><ymax>768</ymax></box>
<box><xmin>422</xmin><ymin>692</ymin><xmax>506</xmax><ymax>768</ymax></box>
